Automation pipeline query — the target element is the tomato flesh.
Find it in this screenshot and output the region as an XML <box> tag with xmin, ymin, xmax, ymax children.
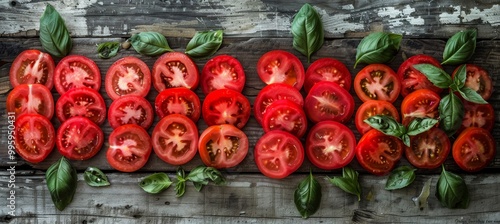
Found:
<box><xmin>107</xmin><ymin>124</ymin><xmax>152</xmax><ymax>172</ymax></box>
<box><xmin>108</xmin><ymin>95</ymin><xmax>154</xmax><ymax>129</ymax></box>
<box><xmin>201</xmin><ymin>54</ymin><xmax>245</xmax><ymax>95</ymax></box>
<box><xmin>304</xmin><ymin>57</ymin><xmax>351</xmax><ymax>92</ymax></box>
<box><xmin>356</xmin><ymin>129</ymin><xmax>403</xmax><ymax>175</ymax></box>
<box><xmin>253</xmin><ymin>83</ymin><xmax>304</xmax><ymax>125</ymax></box>
<box><xmin>257</xmin><ymin>50</ymin><xmax>305</xmax><ymax>90</ymax></box>
<box><xmin>155</xmin><ymin>87</ymin><xmax>201</xmax><ymax>122</ymax></box>
<box><xmin>354</xmin><ymin>64</ymin><xmax>401</xmax><ymax>103</ymax></box>
<box><xmin>10</xmin><ymin>49</ymin><xmax>55</xmax><ymax>90</ymax></box>
<box><xmin>6</xmin><ymin>84</ymin><xmax>54</xmax><ymax>119</ymax></box>
<box><xmin>152</xmin><ymin>52</ymin><xmax>199</xmax><ymax>92</ymax></box>
<box><xmin>405</xmin><ymin>127</ymin><xmax>450</xmax><ymax>169</ymax></box>
<box><xmin>14</xmin><ymin>114</ymin><xmax>55</xmax><ymax>163</ymax></box>
<box><xmin>57</xmin><ymin>117</ymin><xmax>104</xmax><ymax>160</ymax></box>
<box><xmin>304</xmin><ymin>81</ymin><xmax>354</xmax><ymax>123</ymax></box>
<box><xmin>452</xmin><ymin>64</ymin><xmax>493</xmax><ymax>100</ymax></box>
<box><xmin>105</xmin><ymin>56</ymin><xmax>151</xmax><ymax>100</ymax></box>
<box><xmin>56</xmin><ymin>87</ymin><xmax>107</xmax><ymax>125</ymax></box>
<box><xmin>198</xmin><ymin>124</ymin><xmax>249</xmax><ymax>169</ymax></box>
<box><xmin>355</xmin><ymin>100</ymin><xmax>399</xmax><ymax>135</ymax></box>
<box><xmin>452</xmin><ymin>127</ymin><xmax>496</xmax><ymax>172</ymax></box>
<box><xmin>397</xmin><ymin>54</ymin><xmax>443</xmax><ymax>97</ymax></box>
<box><xmin>202</xmin><ymin>89</ymin><xmax>251</xmax><ymax>129</ymax></box>
<box><xmin>401</xmin><ymin>89</ymin><xmax>440</xmax><ymax>126</ymax></box>
<box><xmin>460</xmin><ymin>100</ymin><xmax>495</xmax><ymax>132</ymax></box>
<box><xmin>54</xmin><ymin>55</ymin><xmax>101</xmax><ymax>95</ymax></box>
<box><xmin>262</xmin><ymin>99</ymin><xmax>307</xmax><ymax>138</ymax></box>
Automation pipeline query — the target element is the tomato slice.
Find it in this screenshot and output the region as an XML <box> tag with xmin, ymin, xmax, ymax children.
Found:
<box><xmin>152</xmin><ymin>52</ymin><xmax>199</xmax><ymax>92</ymax></box>
<box><xmin>354</xmin><ymin>64</ymin><xmax>401</xmax><ymax>103</ymax></box>
<box><xmin>404</xmin><ymin>127</ymin><xmax>450</xmax><ymax>169</ymax></box>
<box><xmin>452</xmin><ymin>64</ymin><xmax>493</xmax><ymax>100</ymax></box>
<box><xmin>154</xmin><ymin>87</ymin><xmax>201</xmax><ymax>122</ymax></box>
<box><xmin>401</xmin><ymin>89</ymin><xmax>440</xmax><ymax>126</ymax></box>
<box><xmin>262</xmin><ymin>99</ymin><xmax>307</xmax><ymax>138</ymax></box>
<box><xmin>452</xmin><ymin>127</ymin><xmax>496</xmax><ymax>172</ymax></box>
<box><xmin>107</xmin><ymin>124</ymin><xmax>152</xmax><ymax>172</ymax></box>
<box><xmin>397</xmin><ymin>54</ymin><xmax>443</xmax><ymax>97</ymax></box>
<box><xmin>152</xmin><ymin>114</ymin><xmax>199</xmax><ymax>166</ymax></box>
<box><xmin>201</xmin><ymin>54</ymin><xmax>245</xmax><ymax>95</ymax></box>
<box><xmin>10</xmin><ymin>49</ymin><xmax>54</xmax><ymax>90</ymax></box>
<box><xmin>202</xmin><ymin>89</ymin><xmax>251</xmax><ymax>129</ymax></box>
<box><xmin>56</xmin><ymin>87</ymin><xmax>107</xmax><ymax>125</ymax></box>
<box><xmin>57</xmin><ymin>117</ymin><xmax>104</xmax><ymax>160</ymax></box>
<box><xmin>306</xmin><ymin>121</ymin><xmax>356</xmax><ymax>170</ymax></box>
<box><xmin>14</xmin><ymin>114</ymin><xmax>55</xmax><ymax>163</ymax></box>
<box><xmin>253</xmin><ymin>83</ymin><xmax>304</xmax><ymax>125</ymax></box>
<box><xmin>6</xmin><ymin>84</ymin><xmax>54</xmax><ymax>119</ymax></box>
<box><xmin>54</xmin><ymin>55</ymin><xmax>101</xmax><ymax>95</ymax></box>
<box><xmin>198</xmin><ymin>124</ymin><xmax>249</xmax><ymax>169</ymax></box>
<box><xmin>254</xmin><ymin>130</ymin><xmax>304</xmax><ymax>179</ymax></box>
<box><xmin>108</xmin><ymin>95</ymin><xmax>154</xmax><ymax>130</ymax></box>
<box><xmin>460</xmin><ymin>100</ymin><xmax>495</xmax><ymax>132</ymax></box>
<box><xmin>355</xmin><ymin>100</ymin><xmax>400</xmax><ymax>135</ymax></box>
<box><xmin>105</xmin><ymin>56</ymin><xmax>151</xmax><ymax>100</ymax></box>
<box><xmin>304</xmin><ymin>81</ymin><xmax>354</xmax><ymax>123</ymax></box>
<box><xmin>304</xmin><ymin>57</ymin><xmax>351</xmax><ymax>93</ymax></box>
<box><xmin>257</xmin><ymin>50</ymin><xmax>305</xmax><ymax>90</ymax></box>
<box><xmin>356</xmin><ymin>129</ymin><xmax>403</xmax><ymax>176</ymax></box>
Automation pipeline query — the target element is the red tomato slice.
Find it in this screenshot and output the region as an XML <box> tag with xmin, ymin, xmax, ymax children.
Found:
<box><xmin>108</xmin><ymin>95</ymin><xmax>154</xmax><ymax>130</ymax></box>
<box><xmin>202</xmin><ymin>89</ymin><xmax>251</xmax><ymax>129</ymax></box>
<box><xmin>304</xmin><ymin>81</ymin><xmax>354</xmax><ymax>123</ymax></box>
<box><xmin>152</xmin><ymin>52</ymin><xmax>199</xmax><ymax>92</ymax></box>
<box><xmin>201</xmin><ymin>54</ymin><xmax>245</xmax><ymax>95</ymax></box>
<box><xmin>107</xmin><ymin>124</ymin><xmax>152</xmax><ymax>172</ymax></box>
<box><xmin>257</xmin><ymin>50</ymin><xmax>305</xmax><ymax>90</ymax></box>
<box><xmin>198</xmin><ymin>124</ymin><xmax>249</xmax><ymax>169</ymax></box>
<box><xmin>6</xmin><ymin>84</ymin><xmax>54</xmax><ymax>119</ymax></box>
<box><xmin>10</xmin><ymin>49</ymin><xmax>55</xmax><ymax>90</ymax></box>
<box><xmin>354</xmin><ymin>64</ymin><xmax>401</xmax><ymax>103</ymax></box>
<box><xmin>54</xmin><ymin>55</ymin><xmax>101</xmax><ymax>95</ymax></box>
<box><xmin>355</xmin><ymin>100</ymin><xmax>400</xmax><ymax>135</ymax></box>
<box><xmin>401</xmin><ymin>89</ymin><xmax>440</xmax><ymax>126</ymax></box>
<box><xmin>405</xmin><ymin>127</ymin><xmax>450</xmax><ymax>169</ymax></box>
<box><xmin>262</xmin><ymin>99</ymin><xmax>307</xmax><ymax>138</ymax></box>
<box><xmin>152</xmin><ymin>114</ymin><xmax>199</xmax><ymax>165</ymax></box>
<box><xmin>57</xmin><ymin>117</ymin><xmax>104</xmax><ymax>160</ymax></box>
<box><xmin>304</xmin><ymin>57</ymin><xmax>351</xmax><ymax>93</ymax></box>
<box><xmin>154</xmin><ymin>87</ymin><xmax>201</xmax><ymax>122</ymax></box>
<box><xmin>397</xmin><ymin>54</ymin><xmax>443</xmax><ymax>97</ymax></box>
<box><xmin>460</xmin><ymin>100</ymin><xmax>495</xmax><ymax>132</ymax></box>
<box><xmin>306</xmin><ymin>121</ymin><xmax>356</xmax><ymax>170</ymax></box>
<box><xmin>356</xmin><ymin>129</ymin><xmax>403</xmax><ymax>176</ymax></box>
<box><xmin>452</xmin><ymin>64</ymin><xmax>493</xmax><ymax>100</ymax></box>
<box><xmin>253</xmin><ymin>83</ymin><xmax>304</xmax><ymax>125</ymax></box>
<box><xmin>105</xmin><ymin>56</ymin><xmax>151</xmax><ymax>100</ymax></box>
<box><xmin>14</xmin><ymin>114</ymin><xmax>55</xmax><ymax>163</ymax></box>
<box><xmin>452</xmin><ymin>127</ymin><xmax>496</xmax><ymax>172</ymax></box>
<box><xmin>56</xmin><ymin>87</ymin><xmax>107</xmax><ymax>125</ymax></box>
<box><xmin>254</xmin><ymin>130</ymin><xmax>304</xmax><ymax>179</ymax></box>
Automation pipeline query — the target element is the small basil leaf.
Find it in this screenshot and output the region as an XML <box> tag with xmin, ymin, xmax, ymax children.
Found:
<box><xmin>139</xmin><ymin>173</ymin><xmax>172</xmax><ymax>194</ymax></box>
<box><xmin>175</xmin><ymin>167</ymin><xmax>187</xmax><ymax>197</ymax></box>
<box><xmin>436</xmin><ymin>166</ymin><xmax>470</xmax><ymax>209</ymax></box>
<box><xmin>97</xmin><ymin>42</ymin><xmax>120</xmax><ymax>59</ymax></box>
<box><xmin>401</xmin><ymin>134</ymin><xmax>411</xmax><ymax>148</ymax></box>
<box><xmin>458</xmin><ymin>87</ymin><xmax>488</xmax><ymax>104</ymax></box>
<box><xmin>129</xmin><ymin>31</ymin><xmax>173</xmax><ymax>56</ymax></box>
<box><xmin>385</xmin><ymin>166</ymin><xmax>416</xmax><ymax>190</ymax></box>
<box><xmin>193</xmin><ymin>182</ymin><xmax>204</xmax><ymax>192</ymax></box>
<box><xmin>364</xmin><ymin>115</ymin><xmax>406</xmax><ymax>137</ymax></box>
<box><xmin>354</xmin><ymin>32</ymin><xmax>402</xmax><ymax>68</ymax></box>
<box><xmin>185</xmin><ymin>30</ymin><xmax>223</xmax><ymax>58</ymax></box>
<box><xmin>439</xmin><ymin>93</ymin><xmax>464</xmax><ymax>136</ymax></box>
<box><xmin>291</xmin><ymin>3</ymin><xmax>324</xmax><ymax>63</ymax></box>
<box><xmin>46</xmin><ymin>157</ymin><xmax>77</xmax><ymax>211</ymax></box>
<box><xmin>294</xmin><ymin>171</ymin><xmax>322</xmax><ymax>219</ymax></box>
<box><xmin>413</xmin><ymin>64</ymin><xmax>453</xmax><ymax>88</ymax></box>
<box><xmin>327</xmin><ymin>167</ymin><xmax>361</xmax><ymax>201</ymax></box>
<box><xmin>39</xmin><ymin>4</ymin><xmax>72</xmax><ymax>57</ymax></box>
<box><xmin>186</xmin><ymin>166</ymin><xmax>226</xmax><ymax>187</ymax></box>
<box><xmin>84</xmin><ymin>167</ymin><xmax>110</xmax><ymax>187</ymax></box>
<box><xmin>406</xmin><ymin>118</ymin><xmax>439</xmax><ymax>136</ymax></box>
<box><xmin>453</xmin><ymin>64</ymin><xmax>467</xmax><ymax>89</ymax></box>
<box><xmin>203</xmin><ymin>167</ymin><xmax>226</xmax><ymax>185</ymax></box>
<box><xmin>442</xmin><ymin>29</ymin><xmax>477</xmax><ymax>65</ymax></box>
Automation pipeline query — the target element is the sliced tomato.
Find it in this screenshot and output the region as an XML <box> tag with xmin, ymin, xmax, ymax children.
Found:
<box><xmin>105</xmin><ymin>56</ymin><xmax>151</xmax><ymax>100</ymax></box>
<box><xmin>306</xmin><ymin>121</ymin><xmax>356</xmax><ymax>170</ymax></box>
<box><xmin>54</xmin><ymin>55</ymin><xmax>101</xmax><ymax>95</ymax></box>
<box><xmin>405</xmin><ymin>127</ymin><xmax>450</xmax><ymax>169</ymax></box>
<box><xmin>401</xmin><ymin>89</ymin><xmax>440</xmax><ymax>126</ymax></box>
<box><xmin>202</xmin><ymin>89</ymin><xmax>251</xmax><ymax>129</ymax></box>
<box><xmin>356</xmin><ymin>129</ymin><xmax>403</xmax><ymax>176</ymax></box>
<box><xmin>452</xmin><ymin>64</ymin><xmax>493</xmax><ymax>100</ymax></box>
<box><xmin>460</xmin><ymin>100</ymin><xmax>495</xmax><ymax>132</ymax></box>
<box><xmin>6</xmin><ymin>84</ymin><xmax>54</xmax><ymax>119</ymax></box>
<box><xmin>152</xmin><ymin>52</ymin><xmax>199</xmax><ymax>92</ymax></box>
<box><xmin>57</xmin><ymin>117</ymin><xmax>104</xmax><ymax>160</ymax></box>
<box><xmin>397</xmin><ymin>54</ymin><xmax>443</xmax><ymax>97</ymax></box>
<box><xmin>198</xmin><ymin>124</ymin><xmax>249</xmax><ymax>169</ymax></box>
<box><xmin>262</xmin><ymin>99</ymin><xmax>307</xmax><ymax>138</ymax></box>
<box><xmin>452</xmin><ymin>127</ymin><xmax>496</xmax><ymax>172</ymax></box>
<box><xmin>152</xmin><ymin>114</ymin><xmax>198</xmax><ymax>165</ymax></box>
<box><xmin>14</xmin><ymin>114</ymin><xmax>55</xmax><ymax>163</ymax></box>
<box><xmin>355</xmin><ymin>100</ymin><xmax>400</xmax><ymax>135</ymax></box>
<box><xmin>56</xmin><ymin>87</ymin><xmax>107</xmax><ymax>125</ymax></box>
<box><xmin>10</xmin><ymin>49</ymin><xmax>54</xmax><ymax>89</ymax></box>
<box><xmin>107</xmin><ymin>124</ymin><xmax>152</xmax><ymax>172</ymax></box>
<box><xmin>304</xmin><ymin>57</ymin><xmax>351</xmax><ymax>93</ymax></box>
<box><xmin>253</xmin><ymin>83</ymin><xmax>304</xmax><ymax>125</ymax></box>
<box><xmin>201</xmin><ymin>54</ymin><xmax>245</xmax><ymax>95</ymax></box>
<box><xmin>254</xmin><ymin>130</ymin><xmax>304</xmax><ymax>179</ymax></box>
<box><xmin>256</xmin><ymin>50</ymin><xmax>305</xmax><ymax>90</ymax></box>
<box><xmin>304</xmin><ymin>81</ymin><xmax>354</xmax><ymax>123</ymax></box>
<box><xmin>154</xmin><ymin>87</ymin><xmax>201</xmax><ymax>122</ymax></box>
<box><xmin>354</xmin><ymin>64</ymin><xmax>401</xmax><ymax>103</ymax></box>
<box><xmin>108</xmin><ymin>95</ymin><xmax>154</xmax><ymax>130</ymax></box>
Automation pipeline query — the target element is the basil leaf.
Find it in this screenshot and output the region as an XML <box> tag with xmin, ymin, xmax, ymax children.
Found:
<box><xmin>46</xmin><ymin>157</ymin><xmax>77</xmax><ymax>211</ymax></box>
<box><xmin>436</xmin><ymin>166</ymin><xmax>470</xmax><ymax>209</ymax></box>
<box><xmin>97</xmin><ymin>42</ymin><xmax>120</xmax><ymax>59</ymax></box>
<box><xmin>458</xmin><ymin>87</ymin><xmax>488</xmax><ymax>104</ymax></box>
<box><xmin>442</xmin><ymin>29</ymin><xmax>477</xmax><ymax>65</ymax></box>
<box><xmin>129</xmin><ymin>31</ymin><xmax>173</xmax><ymax>56</ymax></box>
<box><xmin>453</xmin><ymin>64</ymin><xmax>467</xmax><ymax>89</ymax></box>
<box><xmin>406</xmin><ymin>118</ymin><xmax>439</xmax><ymax>136</ymax></box>
<box><xmin>83</xmin><ymin>167</ymin><xmax>110</xmax><ymax>187</ymax></box>
<box><xmin>354</xmin><ymin>32</ymin><xmax>402</xmax><ymax>68</ymax></box>
<box><xmin>186</xmin><ymin>165</ymin><xmax>226</xmax><ymax>191</ymax></box>
<box><xmin>294</xmin><ymin>171</ymin><xmax>322</xmax><ymax>219</ymax></box>
<box><xmin>139</xmin><ymin>173</ymin><xmax>172</xmax><ymax>194</ymax></box>
<box><xmin>175</xmin><ymin>167</ymin><xmax>187</xmax><ymax>197</ymax></box>
<box><xmin>185</xmin><ymin>30</ymin><xmax>223</xmax><ymax>58</ymax></box>
<box><xmin>401</xmin><ymin>134</ymin><xmax>411</xmax><ymax>148</ymax></box>
<box><xmin>385</xmin><ymin>166</ymin><xmax>416</xmax><ymax>190</ymax></box>
<box><xmin>291</xmin><ymin>3</ymin><xmax>324</xmax><ymax>63</ymax></box>
<box><xmin>364</xmin><ymin>115</ymin><xmax>406</xmax><ymax>137</ymax></box>
<box><xmin>413</xmin><ymin>64</ymin><xmax>453</xmax><ymax>88</ymax></box>
<box><xmin>327</xmin><ymin>167</ymin><xmax>361</xmax><ymax>201</ymax></box>
<box><xmin>193</xmin><ymin>182</ymin><xmax>204</xmax><ymax>192</ymax></box>
<box><xmin>439</xmin><ymin>93</ymin><xmax>464</xmax><ymax>136</ymax></box>
<box><xmin>186</xmin><ymin>166</ymin><xmax>209</xmax><ymax>185</ymax></box>
<box><xmin>39</xmin><ymin>4</ymin><xmax>72</xmax><ymax>57</ymax></box>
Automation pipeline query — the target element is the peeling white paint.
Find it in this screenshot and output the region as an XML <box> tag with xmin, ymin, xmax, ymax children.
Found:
<box><xmin>342</xmin><ymin>4</ymin><xmax>354</xmax><ymax>10</ymax></box>
<box><xmin>439</xmin><ymin>5</ymin><xmax>461</xmax><ymax>24</ymax></box>
<box><xmin>316</xmin><ymin>7</ymin><xmax>364</xmax><ymax>34</ymax></box>
<box><xmin>440</xmin><ymin>4</ymin><xmax>500</xmax><ymax>26</ymax></box>
<box><xmin>377</xmin><ymin>5</ymin><xmax>425</xmax><ymax>29</ymax></box>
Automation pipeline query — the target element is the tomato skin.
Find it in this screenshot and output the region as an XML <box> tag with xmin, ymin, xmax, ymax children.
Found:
<box><xmin>459</xmin><ymin>100</ymin><xmax>495</xmax><ymax>132</ymax></box>
<box><xmin>14</xmin><ymin>114</ymin><xmax>55</xmax><ymax>163</ymax></box>
<box><xmin>6</xmin><ymin>84</ymin><xmax>54</xmax><ymax>119</ymax></box>
<box><xmin>198</xmin><ymin>124</ymin><xmax>249</xmax><ymax>169</ymax></box>
<box><xmin>452</xmin><ymin>64</ymin><xmax>493</xmax><ymax>100</ymax></box>
<box><xmin>10</xmin><ymin>49</ymin><xmax>55</xmax><ymax>90</ymax></box>
<box><xmin>404</xmin><ymin>127</ymin><xmax>450</xmax><ymax>169</ymax></box>
<box><xmin>306</xmin><ymin>121</ymin><xmax>356</xmax><ymax>170</ymax></box>
<box><xmin>107</xmin><ymin>124</ymin><xmax>152</xmax><ymax>172</ymax></box>
<box><xmin>304</xmin><ymin>81</ymin><xmax>354</xmax><ymax>123</ymax></box>
<box><xmin>105</xmin><ymin>56</ymin><xmax>151</xmax><ymax>100</ymax></box>
<box><xmin>354</xmin><ymin>64</ymin><xmax>401</xmax><ymax>103</ymax></box>
<box><xmin>257</xmin><ymin>50</ymin><xmax>305</xmax><ymax>90</ymax></box>
<box><xmin>202</xmin><ymin>89</ymin><xmax>251</xmax><ymax>129</ymax></box>
<box><xmin>253</xmin><ymin>83</ymin><xmax>304</xmax><ymax>125</ymax></box>
<box><xmin>54</xmin><ymin>55</ymin><xmax>101</xmax><ymax>95</ymax></box>
<box><xmin>154</xmin><ymin>87</ymin><xmax>201</xmax><ymax>122</ymax></box>
<box><xmin>397</xmin><ymin>54</ymin><xmax>443</xmax><ymax>97</ymax></box>
<box><xmin>254</xmin><ymin>130</ymin><xmax>304</xmax><ymax>179</ymax></box>
<box><xmin>152</xmin><ymin>52</ymin><xmax>199</xmax><ymax>92</ymax></box>
<box><xmin>452</xmin><ymin>127</ymin><xmax>496</xmax><ymax>172</ymax></box>
<box><xmin>401</xmin><ymin>89</ymin><xmax>441</xmax><ymax>126</ymax></box>
<box><xmin>152</xmin><ymin>114</ymin><xmax>199</xmax><ymax>166</ymax></box>
<box><xmin>262</xmin><ymin>99</ymin><xmax>308</xmax><ymax>138</ymax></box>
<box><xmin>56</xmin><ymin>87</ymin><xmax>107</xmax><ymax>125</ymax></box>
<box><xmin>201</xmin><ymin>54</ymin><xmax>245</xmax><ymax>95</ymax></box>
<box><xmin>356</xmin><ymin>129</ymin><xmax>403</xmax><ymax>176</ymax></box>
<box><xmin>57</xmin><ymin>117</ymin><xmax>104</xmax><ymax>160</ymax></box>
<box><xmin>355</xmin><ymin>100</ymin><xmax>399</xmax><ymax>135</ymax></box>
<box><xmin>304</xmin><ymin>57</ymin><xmax>351</xmax><ymax>93</ymax></box>
<box><xmin>108</xmin><ymin>95</ymin><xmax>154</xmax><ymax>130</ymax></box>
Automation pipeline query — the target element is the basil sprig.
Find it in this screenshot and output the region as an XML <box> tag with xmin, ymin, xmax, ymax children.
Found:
<box><xmin>97</xmin><ymin>42</ymin><xmax>120</xmax><ymax>59</ymax></box>
<box><xmin>442</xmin><ymin>29</ymin><xmax>477</xmax><ymax>65</ymax></box>
<box><xmin>139</xmin><ymin>173</ymin><xmax>173</xmax><ymax>194</ymax></box>
<box><xmin>294</xmin><ymin>171</ymin><xmax>322</xmax><ymax>219</ymax></box>
<box><xmin>354</xmin><ymin>32</ymin><xmax>402</xmax><ymax>68</ymax></box>
<box><xmin>39</xmin><ymin>4</ymin><xmax>72</xmax><ymax>57</ymax></box>
<box><xmin>175</xmin><ymin>167</ymin><xmax>187</xmax><ymax>197</ymax></box>
<box><xmin>385</xmin><ymin>166</ymin><xmax>416</xmax><ymax>190</ymax></box>
<box><xmin>129</xmin><ymin>31</ymin><xmax>173</xmax><ymax>56</ymax></box>
<box><xmin>291</xmin><ymin>3</ymin><xmax>324</xmax><ymax>63</ymax></box>
<box><xmin>46</xmin><ymin>157</ymin><xmax>77</xmax><ymax>211</ymax></box>
<box><xmin>186</xmin><ymin>165</ymin><xmax>226</xmax><ymax>191</ymax></box>
<box><xmin>436</xmin><ymin>166</ymin><xmax>469</xmax><ymax>209</ymax></box>
<box><xmin>326</xmin><ymin>167</ymin><xmax>361</xmax><ymax>201</ymax></box>
<box><xmin>185</xmin><ymin>30</ymin><xmax>223</xmax><ymax>58</ymax></box>
<box><xmin>84</xmin><ymin>167</ymin><xmax>110</xmax><ymax>187</ymax></box>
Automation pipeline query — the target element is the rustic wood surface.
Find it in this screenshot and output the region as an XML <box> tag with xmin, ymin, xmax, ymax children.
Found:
<box><xmin>1</xmin><ymin>0</ymin><xmax>500</xmax><ymax>223</ymax></box>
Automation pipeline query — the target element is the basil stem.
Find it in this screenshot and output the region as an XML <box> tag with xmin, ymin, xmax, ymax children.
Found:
<box><xmin>84</xmin><ymin>167</ymin><xmax>110</xmax><ymax>187</ymax></box>
<box><xmin>175</xmin><ymin>167</ymin><xmax>187</xmax><ymax>197</ymax></box>
<box><xmin>327</xmin><ymin>167</ymin><xmax>361</xmax><ymax>201</ymax></box>
<box><xmin>385</xmin><ymin>166</ymin><xmax>416</xmax><ymax>190</ymax></box>
<box><xmin>39</xmin><ymin>4</ymin><xmax>72</xmax><ymax>57</ymax></box>
<box><xmin>129</xmin><ymin>31</ymin><xmax>173</xmax><ymax>56</ymax></box>
<box><xmin>291</xmin><ymin>3</ymin><xmax>324</xmax><ymax>63</ymax></box>
<box><xmin>185</xmin><ymin>30</ymin><xmax>223</xmax><ymax>58</ymax></box>
<box><xmin>436</xmin><ymin>166</ymin><xmax>470</xmax><ymax>209</ymax></box>
<box><xmin>442</xmin><ymin>29</ymin><xmax>477</xmax><ymax>65</ymax></box>
<box><xmin>439</xmin><ymin>93</ymin><xmax>464</xmax><ymax>136</ymax></box>
<box><xmin>46</xmin><ymin>157</ymin><xmax>77</xmax><ymax>211</ymax></box>
<box><xmin>412</xmin><ymin>64</ymin><xmax>453</xmax><ymax>89</ymax></box>
<box><xmin>97</xmin><ymin>42</ymin><xmax>120</xmax><ymax>59</ymax></box>
<box><xmin>294</xmin><ymin>171</ymin><xmax>322</xmax><ymax>219</ymax></box>
<box><xmin>354</xmin><ymin>32</ymin><xmax>402</xmax><ymax>68</ymax></box>
<box><xmin>139</xmin><ymin>173</ymin><xmax>172</xmax><ymax>194</ymax></box>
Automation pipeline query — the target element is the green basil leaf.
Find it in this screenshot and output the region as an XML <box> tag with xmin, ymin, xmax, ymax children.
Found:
<box><xmin>129</xmin><ymin>31</ymin><xmax>173</xmax><ymax>56</ymax></box>
<box><xmin>436</xmin><ymin>166</ymin><xmax>470</xmax><ymax>209</ymax></box>
<box><xmin>139</xmin><ymin>173</ymin><xmax>172</xmax><ymax>194</ymax></box>
<box><xmin>39</xmin><ymin>4</ymin><xmax>72</xmax><ymax>57</ymax></box>
<box><xmin>46</xmin><ymin>157</ymin><xmax>77</xmax><ymax>211</ymax></box>
<box><xmin>193</xmin><ymin>182</ymin><xmax>204</xmax><ymax>192</ymax></box>
<box><xmin>458</xmin><ymin>87</ymin><xmax>488</xmax><ymax>104</ymax></box>
<box><xmin>294</xmin><ymin>171</ymin><xmax>322</xmax><ymax>219</ymax></box>
<box><xmin>442</xmin><ymin>29</ymin><xmax>477</xmax><ymax>65</ymax></box>
<box><xmin>453</xmin><ymin>64</ymin><xmax>467</xmax><ymax>89</ymax></box>
<box><xmin>364</xmin><ymin>115</ymin><xmax>406</xmax><ymax>137</ymax></box>
<box><xmin>185</xmin><ymin>30</ymin><xmax>223</xmax><ymax>58</ymax></box>
<box><xmin>401</xmin><ymin>134</ymin><xmax>411</xmax><ymax>148</ymax></box>
<box><xmin>291</xmin><ymin>3</ymin><xmax>324</xmax><ymax>63</ymax></box>
<box><xmin>97</xmin><ymin>42</ymin><xmax>120</xmax><ymax>59</ymax></box>
<box><xmin>354</xmin><ymin>32</ymin><xmax>402</xmax><ymax>68</ymax></box>
<box><xmin>413</xmin><ymin>64</ymin><xmax>453</xmax><ymax>89</ymax></box>
<box><xmin>186</xmin><ymin>165</ymin><xmax>226</xmax><ymax>187</ymax></box>
<box><xmin>385</xmin><ymin>166</ymin><xmax>416</xmax><ymax>190</ymax></box>
<box><xmin>175</xmin><ymin>167</ymin><xmax>187</xmax><ymax>197</ymax></box>
<box><xmin>83</xmin><ymin>167</ymin><xmax>110</xmax><ymax>187</ymax></box>
<box><xmin>439</xmin><ymin>93</ymin><xmax>464</xmax><ymax>136</ymax></box>
<box><xmin>406</xmin><ymin>118</ymin><xmax>439</xmax><ymax>136</ymax></box>
<box><xmin>327</xmin><ymin>167</ymin><xmax>361</xmax><ymax>201</ymax></box>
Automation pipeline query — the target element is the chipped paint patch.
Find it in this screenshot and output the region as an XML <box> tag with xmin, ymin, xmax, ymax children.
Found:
<box><xmin>440</xmin><ymin>4</ymin><xmax>500</xmax><ymax>26</ymax></box>
<box><xmin>439</xmin><ymin>5</ymin><xmax>461</xmax><ymax>24</ymax></box>
<box><xmin>317</xmin><ymin>7</ymin><xmax>364</xmax><ymax>34</ymax></box>
<box><xmin>92</xmin><ymin>25</ymin><xmax>111</xmax><ymax>36</ymax></box>
<box><xmin>377</xmin><ymin>5</ymin><xmax>425</xmax><ymax>28</ymax></box>
<box><xmin>342</xmin><ymin>4</ymin><xmax>354</xmax><ymax>10</ymax></box>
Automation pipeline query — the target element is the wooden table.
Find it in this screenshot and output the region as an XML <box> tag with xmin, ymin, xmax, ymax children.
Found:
<box><xmin>1</xmin><ymin>0</ymin><xmax>500</xmax><ymax>223</ymax></box>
